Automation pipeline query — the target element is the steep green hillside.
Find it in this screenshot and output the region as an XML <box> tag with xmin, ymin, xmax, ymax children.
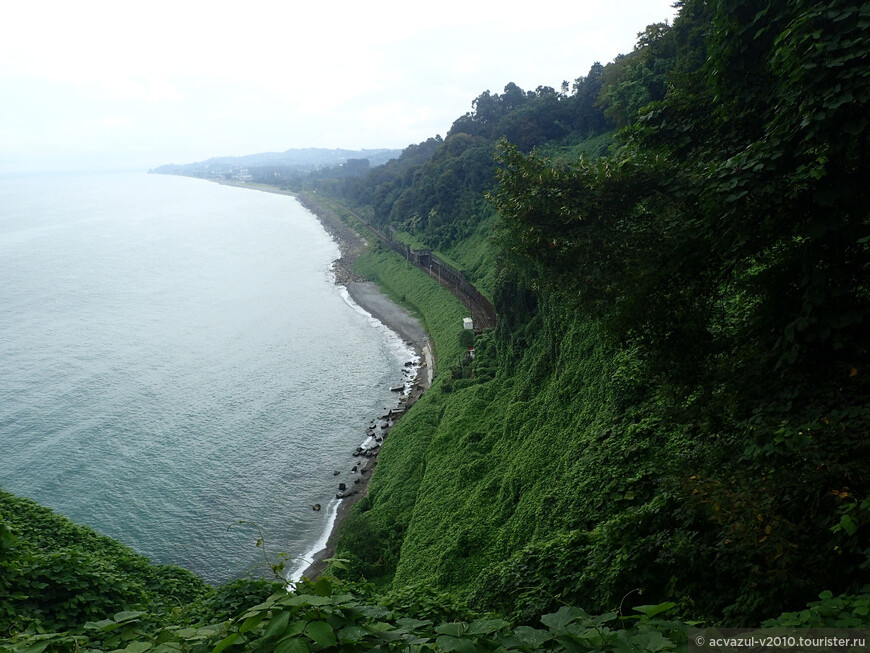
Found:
<box><xmin>3</xmin><ymin>0</ymin><xmax>868</xmax><ymax>649</ymax></box>
<box><xmin>331</xmin><ymin>0</ymin><xmax>870</xmax><ymax>626</ymax></box>
<box><xmin>0</xmin><ymin>491</ymin><xmax>274</xmax><ymax>639</ymax></box>
<box><xmin>353</xmin><ymin>248</ymin><xmax>469</xmax><ymax>369</ymax></box>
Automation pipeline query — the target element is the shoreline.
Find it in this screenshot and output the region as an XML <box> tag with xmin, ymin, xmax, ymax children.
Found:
<box><xmin>207</xmin><ymin>179</ymin><xmax>432</xmax><ymax>580</ymax></box>
<box><xmin>293</xmin><ymin>281</ymin><xmax>434</xmax><ymax>581</ymax></box>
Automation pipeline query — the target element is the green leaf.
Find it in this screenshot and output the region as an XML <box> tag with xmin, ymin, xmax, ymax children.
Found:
<box><xmin>337</xmin><ymin>625</ymin><xmax>369</xmax><ymax>642</ymax></box>
<box><xmin>211</xmin><ymin>632</ymin><xmax>240</xmax><ymax>653</ymax></box>
<box><xmin>152</xmin><ymin>644</ymin><xmax>185</xmax><ymax>653</ymax></box>
<box><xmin>435</xmin><ymin>622</ymin><xmax>465</xmax><ymax>637</ymax></box>
<box><xmin>312</xmin><ymin>577</ymin><xmax>332</xmax><ymax>597</ymax></box>
<box><xmin>838</xmin><ymin>514</ymin><xmax>858</xmax><ymax>536</ymax></box>
<box><xmin>264</xmin><ymin>611</ymin><xmax>292</xmax><ymax>640</ymax></box>
<box><xmin>115</xmin><ymin>610</ymin><xmax>147</xmax><ymax>623</ymax></box>
<box><xmin>123</xmin><ymin>642</ymin><xmax>154</xmax><ymax>653</ymax></box>
<box><xmin>513</xmin><ymin>626</ymin><xmax>553</xmax><ymax>648</ymax></box>
<box><xmin>358</xmin><ymin>604</ymin><xmax>390</xmax><ymax>619</ymax></box>
<box><xmin>239</xmin><ymin>611</ymin><xmax>267</xmax><ymax>634</ymax></box>
<box><xmin>633</xmin><ymin>602</ymin><xmax>676</xmax><ymax>618</ymax></box>
<box><xmin>283</xmin><ymin>620</ymin><xmax>308</xmax><ymax>638</ymax></box>
<box><xmin>554</xmin><ymin>632</ymin><xmax>589</xmax><ymax>653</ymax></box>
<box><xmin>304</xmin><ymin>621</ymin><xmax>336</xmax><ymax>647</ymax></box>
<box><xmin>466</xmin><ymin>618</ymin><xmax>510</xmax><ymax>635</ymax></box>
<box><xmin>367</xmin><ymin>621</ymin><xmax>395</xmax><ymax>633</ymax></box>
<box><xmin>279</xmin><ymin>594</ymin><xmax>332</xmax><ymax>607</ymax></box>
<box><xmin>275</xmin><ymin>637</ymin><xmax>309</xmax><ymax>653</ymax></box>
<box><xmin>541</xmin><ymin>606</ymin><xmax>584</xmax><ymax>631</ymax></box>
<box><xmin>376</xmin><ymin>630</ymin><xmax>406</xmax><ymax>642</ymax></box>
<box><xmin>630</xmin><ymin>630</ymin><xmax>674</xmax><ymax>652</ymax></box>
<box><xmin>436</xmin><ymin>635</ymin><xmax>478</xmax><ymax>653</ymax></box>
<box><xmin>17</xmin><ymin>641</ymin><xmax>53</xmax><ymax>653</ymax></box>
<box><xmin>396</xmin><ymin>617</ymin><xmax>432</xmax><ymax>631</ymax></box>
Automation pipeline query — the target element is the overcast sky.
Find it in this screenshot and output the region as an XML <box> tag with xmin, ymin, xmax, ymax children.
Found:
<box><xmin>0</xmin><ymin>0</ymin><xmax>677</xmax><ymax>174</ymax></box>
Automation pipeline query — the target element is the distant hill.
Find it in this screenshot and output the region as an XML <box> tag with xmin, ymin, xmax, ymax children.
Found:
<box><xmin>149</xmin><ymin>147</ymin><xmax>401</xmax><ymax>183</ymax></box>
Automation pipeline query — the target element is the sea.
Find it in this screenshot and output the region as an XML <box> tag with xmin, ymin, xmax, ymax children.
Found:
<box><xmin>0</xmin><ymin>171</ymin><xmax>414</xmax><ymax>584</ymax></box>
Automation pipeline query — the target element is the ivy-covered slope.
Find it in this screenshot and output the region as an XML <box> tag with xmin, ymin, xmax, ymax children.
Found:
<box><xmin>332</xmin><ymin>0</ymin><xmax>870</xmax><ymax>627</ymax></box>
<box><xmin>2</xmin><ymin>0</ymin><xmax>868</xmax><ymax>648</ymax></box>
<box><xmin>0</xmin><ymin>491</ymin><xmax>274</xmax><ymax>640</ymax></box>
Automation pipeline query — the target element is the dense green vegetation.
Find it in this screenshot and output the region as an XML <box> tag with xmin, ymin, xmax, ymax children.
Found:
<box><xmin>320</xmin><ymin>0</ymin><xmax>870</xmax><ymax>627</ymax></box>
<box><xmin>3</xmin><ymin>0</ymin><xmax>869</xmax><ymax>650</ymax></box>
<box><xmin>353</xmin><ymin>248</ymin><xmax>468</xmax><ymax>371</ymax></box>
<box><xmin>0</xmin><ymin>491</ymin><xmax>276</xmax><ymax>647</ymax></box>
<box><xmin>4</xmin><ymin>495</ymin><xmax>869</xmax><ymax>652</ymax></box>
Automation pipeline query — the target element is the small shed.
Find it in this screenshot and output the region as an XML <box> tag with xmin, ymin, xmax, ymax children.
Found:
<box><xmin>462</xmin><ymin>317</ymin><xmax>474</xmax><ymax>330</ymax></box>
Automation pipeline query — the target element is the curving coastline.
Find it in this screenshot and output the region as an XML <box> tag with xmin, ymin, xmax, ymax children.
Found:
<box><xmin>294</xmin><ymin>195</ymin><xmax>434</xmax><ymax>580</ymax></box>
<box><xmin>211</xmin><ymin>180</ymin><xmax>433</xmax><ymax>580</ymax></box>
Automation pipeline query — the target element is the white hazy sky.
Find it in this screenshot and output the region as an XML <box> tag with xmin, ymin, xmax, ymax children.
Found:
<box><xmin>0</xmin><ymin>0</ymin><xmax>677</xmax><ymax>174</ymax></box>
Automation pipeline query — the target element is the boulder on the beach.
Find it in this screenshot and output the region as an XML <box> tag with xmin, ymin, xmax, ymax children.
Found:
<box><xmin>333</xmin><ymin>470</ymin><xmax>340</xmax><ymax>476</ymax></box>
<box><xmin>312</xmin><ymin>504</ymin><xmax>321</xmax><ymax>511</ymax></box>
<box><xmin>338</xmin><ymin>482</ymin><xmax>347</xmax><ymax>491</ymax></box>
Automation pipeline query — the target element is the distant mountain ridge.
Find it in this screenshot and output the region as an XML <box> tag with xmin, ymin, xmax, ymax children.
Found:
<box><xmin>149</xmin><ymin>147</ymin><xmax>401</xmax><ymax>181</ymax></box>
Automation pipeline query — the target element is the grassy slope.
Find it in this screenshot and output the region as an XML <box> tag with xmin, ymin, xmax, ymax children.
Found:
<box><xmin>337</xmin><ymin>204</ymin><xmax>667</xmax><ymax>613</ymax></box>
<box><xmin>334</xmin><ymin>246</ymin><xmax>470</xmax><ymax>583</ymax></box>
<box><xmin>334</xmin><ymin>283</ymin><xmax>837</xmax><ymax>624</ymax></box>
<box><xmin>390</xmin><ymin>313</ymin><xmax>618</xmax><ymax>589</ymax></box>
<box><xmin>438</xmin><ymin>208</ymin><xmax>500</xmax><ymax>301</ymax></box>
<box><xmin>353</xmin><ymin>247</ymin><xmax>468</xmax><ymax>371</ymax></box>
<box><xmin>335</xmin><ymin>296</ymin><xmax>638</xmax><ymax>606</ymax></box>
<box><xmin>0</xmin><ymin>491</ymin><xmax>212</xmax><ymax>634</ymax></box>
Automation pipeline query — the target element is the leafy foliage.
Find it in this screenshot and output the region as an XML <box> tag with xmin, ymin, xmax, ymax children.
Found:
<box><xmin>4</xmin><ymin>565</ymin><xmax>867</xmax><ymax>653</ymax></box>
<box><xmin>332</xmin><ymin>0</ymin><xmax>870</xmax><ymax>627</ymax></box>
<box><xmin>0</xmin><ymin>571</ymin><xmax>693</xmax><ymax>652</ymax></box>
<box><xmin>0</xmin><ymin>491</ymin><xmax>275</xmax><ymax>645</ymax></box>
<box><xmin>3</xmin><ymin>0</ymin><xmax>869</xmax><ymax>648</ymax></box>
<box><xmin>0</xmin><ymin>491</ymin><xmax>213</xmax><ymax>636</ymax></box>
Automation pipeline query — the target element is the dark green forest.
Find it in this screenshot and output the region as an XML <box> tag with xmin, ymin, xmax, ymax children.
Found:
<box><xmin>2</xmin><ymin>1</ymin><xmax>869</xmax><ymax>650</ymax></box>
<box><xmin>311</xmin><ymin>0</ymin><xmax>870</xmax><ymax>624</ymax></box>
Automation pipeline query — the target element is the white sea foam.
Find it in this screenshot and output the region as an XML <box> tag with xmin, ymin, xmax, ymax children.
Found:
<box><xmin>282</xmin><ymin>282</ymin><xmax>427</xmax><ymax>587</ymax></box>
<box><xmin>287</xmin><ymin>496</ymin><xmax>342</xmax><ymax>583</ymax></box>
<box><xmin>336</xmin><ymin>284</ymin><xmax>421</xmax><ymax>393</ymax></box>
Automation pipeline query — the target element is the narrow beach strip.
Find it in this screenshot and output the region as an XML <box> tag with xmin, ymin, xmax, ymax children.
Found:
<box><xmin>287</xmin><ymin>497</ymin><xmax>341</xmax><ymax>583</ymax></box>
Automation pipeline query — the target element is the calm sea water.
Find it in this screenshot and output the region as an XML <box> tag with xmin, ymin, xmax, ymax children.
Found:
<box><xmin>0</xmin><ymin>171</ymin><xmax>412</xmax><ymax>584</ymax></box>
